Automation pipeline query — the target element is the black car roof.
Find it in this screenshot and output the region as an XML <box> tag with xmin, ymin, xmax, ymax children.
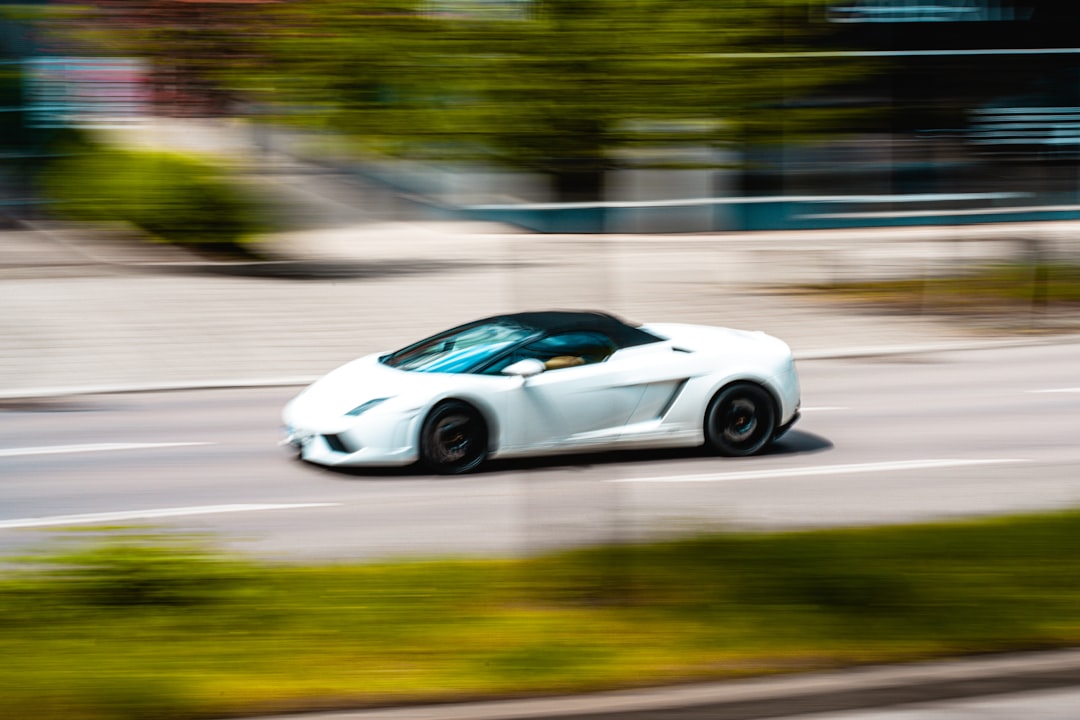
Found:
<box><xmin>485</xmin><ymin>310</ymin><xmax>662</xmax><ymax>348</ymax></box>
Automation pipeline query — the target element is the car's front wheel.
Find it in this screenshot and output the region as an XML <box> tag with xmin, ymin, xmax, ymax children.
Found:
<box><xmin>704</xmin><ymin>383</ymin><xmax>777</xmax><ymax>457</ymax></box>
<box><xmin>419</xmin><ymin>401</ymin><xmax>488</xmax><ymax>474</ymax></box>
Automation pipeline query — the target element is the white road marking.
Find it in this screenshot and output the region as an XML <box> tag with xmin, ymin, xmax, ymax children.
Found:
<box><xmin>0</xmin><ymin>442</ymin><xmax>213</xmax><ymax>459</ymax></box>
<box><xmin>1031</xmin><ymin>388</ymin><xmax>1080</xmax><ymax>394</ymax></box>
<box><xmin>0</xmin><ymin>503</ymin><xmax>341</xmax><ymax>530</ymax></box>
<box><xmin>612</xmin><ymin>458</ymin><xmax>1029</xmax><ymax>484</ymax></box>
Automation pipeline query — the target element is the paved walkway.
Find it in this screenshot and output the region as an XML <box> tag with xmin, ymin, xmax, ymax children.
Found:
<box><xmin>5</xmin><ymin>205</ymin><xmax>1080</xmax><ymax>400</ymax></box>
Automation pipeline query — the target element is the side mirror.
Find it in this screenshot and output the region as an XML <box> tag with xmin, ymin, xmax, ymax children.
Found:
<box><xmin>501</xmin><ymin>358</ymin><xmax>546</xmax><ymax>378</ymax></box>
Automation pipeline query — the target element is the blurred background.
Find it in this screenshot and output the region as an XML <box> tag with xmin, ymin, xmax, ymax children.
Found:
<box><xmin>6</xmin><ymin>6</ymin><xmax>1080</xmax><ymax>719</ymax></box>
<box><xmin>3</xmin><ymin>0</ymin><xmax>1080</xmax><ymax>237</ymax></box>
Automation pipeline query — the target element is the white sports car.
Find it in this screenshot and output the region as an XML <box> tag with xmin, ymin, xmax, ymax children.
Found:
<box><xmin>283</xmin><ymin>311</ymin><xmax>800</xmax><ymax>473</ymax></box>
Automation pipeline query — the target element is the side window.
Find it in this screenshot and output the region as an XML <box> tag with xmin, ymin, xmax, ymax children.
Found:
<box><xmin>486</xmin><ymin>331</ymin><xmax>617</xmax><ymax>373</ymax></box>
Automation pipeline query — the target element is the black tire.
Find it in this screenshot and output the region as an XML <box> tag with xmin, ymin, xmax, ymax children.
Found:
<box><xmin>419</xmin><ymin>401</ymin><xmax>488</xmax><ymax>474</ymax></box>
<box><xmin>704</xmin><ymin>383</ymin><xmax>777</xmax><ymax>457</ymax></box>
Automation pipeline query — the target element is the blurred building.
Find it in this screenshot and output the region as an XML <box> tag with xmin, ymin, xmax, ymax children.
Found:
<box><xmin>820</xmin><ymin>0</ymin><xmax>1080</xmax><ymax>157</ymax></box>
<box><xmin>727</xmin><ymin>0</ymin><xmax>1080</xmax><ymax>230</ymax></box>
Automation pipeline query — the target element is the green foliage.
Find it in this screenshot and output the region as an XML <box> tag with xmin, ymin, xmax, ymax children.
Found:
<box><xmin>30</xmin><ymin>0</ymin><xmax>873</xmax><ymax>200</ymax></box>
<box><xmin>230</xmin><ymin>0</ymin><xmax>868</xmax><ymax>190</ymax></box>
<box><xmin>4</xmin><ymin>532</ymin><xmax>257</xmax><ymax>611</ymax></box>
<box><xmin>4</xmin><ymin>511</ymin><xmax>1080</xmax><ymax>719</ymax></box>
<box><xmin>516</xmin><ymin>510</ymin><xmax>1080</xmax><ymax>646</ymax></box>
<box><xmin>41</xmin><ymin>145</ymin><xmax>268</xmax><ymax>254</ymax></box>
<box><xmin>811</xmin><ymin>262</ymin><xmax>1080</xmax><ymax>311</ymax></box>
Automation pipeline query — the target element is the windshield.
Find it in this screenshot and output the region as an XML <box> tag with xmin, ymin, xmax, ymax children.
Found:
<box><xmin>380</xmin><ymin>321</ymin><xmax>536</xmax><ymax>373</ymax></box>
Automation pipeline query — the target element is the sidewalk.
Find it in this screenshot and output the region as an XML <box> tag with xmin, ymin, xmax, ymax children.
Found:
<box><xmin>241</xmin><ymin>647</ymin><xmax>1080</xmax><ymax>720</ymax></box>
<box><xmin>6</xmin><ymin>206</ymin><xmax>1080</xmax><ymax>400</ymax></box>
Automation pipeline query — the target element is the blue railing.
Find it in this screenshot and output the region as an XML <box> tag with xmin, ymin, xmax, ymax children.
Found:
<box><xmin>458</xmin><ymin>192</ymin><xmax>1080</xmax><ymax>233</ymax></box>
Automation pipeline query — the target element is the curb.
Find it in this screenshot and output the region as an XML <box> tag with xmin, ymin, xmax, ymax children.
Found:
<box><xmin>0</xmin><ymin>377</ymin><xmax>317</xmax><ymax>402</ymax></box>
<box><xmin>244</xmin><ymin>648</ymin><xmax>1080</xmax><ymax>720</ymax></box>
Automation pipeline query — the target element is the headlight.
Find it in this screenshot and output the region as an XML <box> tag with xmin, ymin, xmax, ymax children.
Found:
<box><xmin>345</xmin><ymin>397</ymin><xmax>391</xmax><ymax>417</ymax></box>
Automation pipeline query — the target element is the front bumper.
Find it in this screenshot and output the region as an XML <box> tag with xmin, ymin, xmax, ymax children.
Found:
<box><xmin>282</xmin><ymin>413</ymin><xmax>420</xmax><ymax>468</ymax></box>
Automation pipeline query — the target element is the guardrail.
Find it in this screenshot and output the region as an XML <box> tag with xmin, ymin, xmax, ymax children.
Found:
<box><xmin>459</xmin><ymin>192</ymin><xmax>1080</xmax><ymax>233</ymax></box>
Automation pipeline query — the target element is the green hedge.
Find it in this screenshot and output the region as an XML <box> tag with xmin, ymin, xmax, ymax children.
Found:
<box><xmin>42</xmin><ymin>145</ymin><xmax>268</xmax><ymax>255</ymax></box>
<box><xmin>4</xmin><ymin>510</ymin><xmax>1080</xmax><ymax>719</ymax></box>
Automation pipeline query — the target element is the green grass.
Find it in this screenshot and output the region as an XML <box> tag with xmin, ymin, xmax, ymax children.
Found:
<box><xmin>808</xmin><ymin>262</ymin><xmax>1080</xmax><ymax>314</ymax></box>
<box><xmin>3</xmin><ymin>512</ymin><xmax>1080</xmax><ymax>720</ymax></box>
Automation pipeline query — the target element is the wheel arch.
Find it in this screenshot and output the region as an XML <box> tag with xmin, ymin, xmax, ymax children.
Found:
<box><xmin>705</xmin><ymin>375</ymin><xmax>782</xmax><ymax>421</ymax></box>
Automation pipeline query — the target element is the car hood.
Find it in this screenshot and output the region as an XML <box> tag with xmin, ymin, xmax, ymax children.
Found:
<box><xmin>285</xmin><ymin>353</ymin><xmax>452</xmax><ymax>420</ymax></box>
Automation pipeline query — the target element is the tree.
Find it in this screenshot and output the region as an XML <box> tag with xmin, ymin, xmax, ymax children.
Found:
<box><xmin>41</xmin><ymin>0</ymin><xmax>867</xmax><ymax>201</ymax></box>
<box><xmin>243</xmin><ymin>0</ymin><xmax>866</xmax><ymax>201</ymax></box>
<box><xmin>41</xmin><ymin>0</ymin><xmax>273</xmax><ymax>115</ymax></box>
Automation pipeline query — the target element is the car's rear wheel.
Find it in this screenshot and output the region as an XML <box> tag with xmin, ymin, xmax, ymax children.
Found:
<box><xmin>704</xmin><ymin>383</ymin><xmax>776</xmax><ymax>457</ymax></box>
<box><xmin>419</xmin><ymin>401</ymin><xmax>488</xmax><ymax>474</ymax></box>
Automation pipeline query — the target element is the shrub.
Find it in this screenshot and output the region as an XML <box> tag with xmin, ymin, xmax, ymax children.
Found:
<box><xmin>4</xmin><ymin>532</ymin><xmax>258</xmax><ymax>611</ymax></box>
<box><xmin>42</xmin><ymin>144</ymin><xmax>269</xmax><ymax>255</ymax></box>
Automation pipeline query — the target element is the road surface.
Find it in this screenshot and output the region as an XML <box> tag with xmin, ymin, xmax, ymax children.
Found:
<box><xmin>3</xmin><ymin>341</ymin><xmax>1079</xmax><ymax>562</ymax></box>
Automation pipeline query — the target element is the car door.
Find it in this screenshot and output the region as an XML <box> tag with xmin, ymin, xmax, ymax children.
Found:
<box><xmin>493</xmin><ymin>332</ymin><xmax>644</xmax><ymax>452</ymax></box>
